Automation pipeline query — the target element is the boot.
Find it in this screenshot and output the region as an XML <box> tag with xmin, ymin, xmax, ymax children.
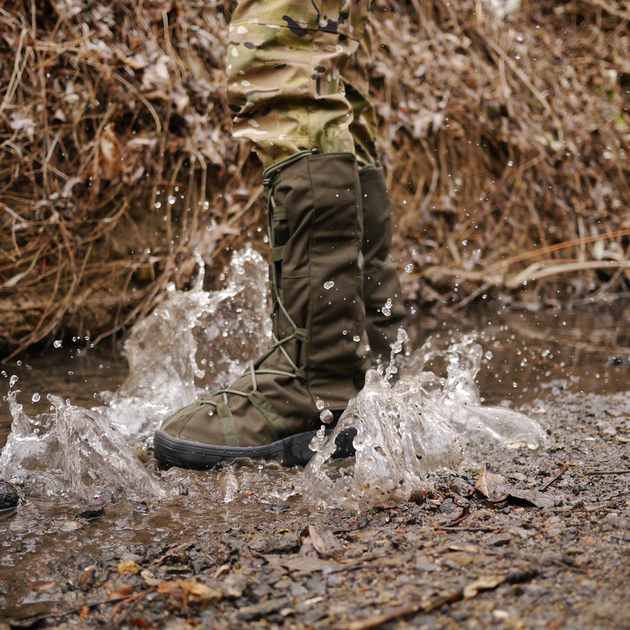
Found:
<box><xmin>154</xmin><ymin>153</ymin><xmax>367</xmax><ymax>469</ymax></box>
<box><xmin>360</xmin><ymin>165</ymin><xmax>407</xmax><ymax>362</ymax></box>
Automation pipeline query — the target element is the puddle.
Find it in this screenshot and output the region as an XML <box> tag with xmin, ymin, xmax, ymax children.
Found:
<box><xmin>1</xmin><ymin>248</ymin><xmax>630</xmax><ymax>617</ymax></box>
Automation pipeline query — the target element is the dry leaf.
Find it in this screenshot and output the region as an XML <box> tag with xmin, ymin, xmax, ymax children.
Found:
<box><xmin>475</xmin><ymin>463</ymin><xmax>511</xmax><ymax>502</ymax></box>
<box><xmin>117</xmin><ymin>560</ymin><xmax>140</xmax><ymax>575</ymax></box>
<box><xmin>463</xmin><ymin>575</ymin><xmax>505</xmax><ymax>598</ymax></box>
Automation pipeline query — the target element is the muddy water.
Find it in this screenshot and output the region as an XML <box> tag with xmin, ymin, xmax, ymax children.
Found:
<box><xmin>1</xmin><ymin>303</ymin><xmax>630</xmax><ymax>618</ymax></box>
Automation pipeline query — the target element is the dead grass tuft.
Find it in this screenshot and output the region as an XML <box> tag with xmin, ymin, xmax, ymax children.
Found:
<box><xmin>0</xmin><ymin>0</ymin><xmax>629</xmax><ymax>355</ymax></box>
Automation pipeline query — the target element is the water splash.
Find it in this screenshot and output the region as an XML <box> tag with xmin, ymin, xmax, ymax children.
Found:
<box><xmin>0</xmin><ymin>391</ymin><xmax>164</xmax><ymax>501</ymax></box>
<box><xmin>0</xmin><ymin>247</ymin><xmax>271</xmax><ymax>501</ymax></box>
<box><xmin>304</xmin><ymin>332</ymin><xmax>547</xmax><ymax>510</ymax></box>
<box><xmin>98</xmin><ymin>245</ymin><xmax>271</xmax><ymax>441</ymax></box>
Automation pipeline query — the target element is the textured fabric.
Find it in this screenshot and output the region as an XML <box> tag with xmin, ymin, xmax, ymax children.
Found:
<box><xmin>159</xmin><ymin>153</ymin><xmax>368</xmax><ymax>448</ymax></box>
<box><xmin>360</xmin><ymin>165</ymin><xmax>407</xmax><ymax>360</ymax></box>
<box><xmin>227</xmin><ymin>0</ymin><xmax>378</xmax><ymax>168</ymax></box>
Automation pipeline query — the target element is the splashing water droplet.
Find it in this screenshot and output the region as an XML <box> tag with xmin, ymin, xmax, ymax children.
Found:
<box><xmin>404</xmin><ymin>264</ymin><xmax>413</xmax><ymax>273</ymax></box>
<box><xmin>320</xmin><ymin>409</ymin><xmax>334</xmax><ymax>424</ymax></box>
<box><xmin>381</xmin><ymin>298</ymin><xmax>393</xmax><ymax>317</ymax></box>
<box><xmin>315</xmin><ymin>399</ymin><xmax>325</xmax><ymax>411</ymax></box>
<box><xmin>323</xmin><ymin>281</ymin><xmax>334</xmax><ymax>290</ymax></box>
<box><xmin>9</xmin><ymin>375</ymin><xmax>18</xmax><ymax>388</ymax></box>
<box><xmin>155</xmin><ymin>201</ymin><xmax>162</xmax><ymax>209</ymax></box>
<box><xmin>53</xmin><ymin>340</ymin><xmax>62</xmax><ymax>348</ymax></box>
<box><xmin>168</xmin><ymin>196</ymin><xmax>176</xmax><ymax>205</ymax></box>
<box><xmin>304</xmin><ymin>331</ymin><xmax>547</xmax><ymax>510</ymax></box>
<box><xmin>31</xmin><ymin>392</ymin><xmax>41</xmax><ymax>403</ymax></box>
<box><xmin>352</xmin><ymin>335</ymin><xmax>360</xmax><ymax>343</ymax></box>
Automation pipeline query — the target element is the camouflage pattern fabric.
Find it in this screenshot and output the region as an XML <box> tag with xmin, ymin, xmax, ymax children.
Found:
<box><xmin>226</xmin><ymin>0</ymin><xmax>379</xmax><ymax>168</ymax></box>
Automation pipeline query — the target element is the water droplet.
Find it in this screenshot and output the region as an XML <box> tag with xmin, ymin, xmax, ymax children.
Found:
<box><xmin>1</xmin><ymin>370</ymin><xmax>6</xmax><ymax>377</ymax></box>
<box><xmin>484</xmin><ymin>351</ymin><xmax>493</xmax><ymax>360</ymax></box>
<box><xmin>382</xmin><ymin>297</ymin><xmax>393</xmax><ymax>317</ymax></box>
<box><xmin>315</xmin><ymin>399</ymin><xmax>325</xmax><ymax>410</ymax></box>
<box><xmin>53</xmin><ymin>340</ymin><xmax>62</xmax><ymax>348</ymax></box>
<box><xmin>168</xmin><ymin>195</ymin><xmax>176</xmax><ymax>205</ymax></box>
<box><xmin>203</xmin><ymin>201</ymin><xmax>210</xmax><ymax>210</ymax></box>
<box><xmin>342</xmin><ymin>330</ymin><xmax>348</xmax><ymax>336</ymax></box>
<box><xmin>9</xmin><ymin>375</ymin><xmax>18</xmax><ymax>388</ymax></box>
<box><xmin>507</xmin><ymin>160</ymin><xmax>514</xmax><ymax>166</ymax></box>
<box><xmin>320</xmin><ymin>409</ymin><xmax>333</xmax><ymax>424</ymax></box>
<box><xmin>155</xmin><ymin>201</ymin><xmax>162</xmax><ymax>209</ymax></box>
<box><xmin>323</xmin><ymin>281</ymin><xmax>335</xmax><ymax>290</ymax></box>
<box><xmin>32</xmin><ymin>392</ymin><xmax>41</xmax><ymax>403</ymax></box>
<box><xmin>352</xmin><ymin>335</ymin><xmax>360</xmax><ymax>343</ymax></box>
<box><xmin>404</xmin><ymin>264</ymin><xmax>413</xmax><ymax>273</ymax></box>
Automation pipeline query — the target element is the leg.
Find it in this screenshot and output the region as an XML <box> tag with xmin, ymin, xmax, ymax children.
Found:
<box><xmin>226</xmin><ymin>0</ymin><xmax>372</xmax><ymax>169</ymax></box>
<box><xmin>154</xmin><ymin>0</ymin><xmax>372</xmax><ymax>468</ymax></box>
<box><xmin>340</xmin><ymin>22</ymin><xmax>408</xmax><ymax>361</ymax></box>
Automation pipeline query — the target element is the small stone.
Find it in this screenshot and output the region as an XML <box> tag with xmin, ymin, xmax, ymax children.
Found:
<box><xmin>0</xmin><ymin>481</ymin><xmax>19</xmax><ymax>511</ymax></box>
<box><xmin>117</xmin><ymin>560</ymin><xmax>141</xmax><ymax>575</ymax></box>
<box><xmin>486</xmin><ymin>535</ymin><xmax>512</xmax><ymax>547</ymax></box>
<box><xmin>222</xmin><ymin>573</ymin><xmax>247</xmax><ymax>598</ymax></box>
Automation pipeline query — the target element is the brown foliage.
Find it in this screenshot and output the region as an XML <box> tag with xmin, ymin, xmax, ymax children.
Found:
<box><xmin>0</xmin><ymin>0</ymin><xmax>629</xmax><ymax>354</ymax></box>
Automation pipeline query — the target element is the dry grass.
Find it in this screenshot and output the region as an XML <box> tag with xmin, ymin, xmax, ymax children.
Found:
<box><xmin>0</xmin><ymin>0</ymin><xmax>629</xmax><ymax>356</ymax></box>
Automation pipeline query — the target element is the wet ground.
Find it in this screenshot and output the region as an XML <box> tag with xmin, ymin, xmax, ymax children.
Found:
<box><xmin>2</xmin><ymin>304</ymin><xmax>630</xmax><ymax>629</ymax></box>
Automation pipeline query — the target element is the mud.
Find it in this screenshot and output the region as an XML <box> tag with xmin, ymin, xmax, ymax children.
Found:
<box><xmin>3</xmin><ymin>389</ymin><xmax>630</xmax><ymax>629</ymax></box>
<box><xmin>1</xmin><ymin>304</ymin><xmax>630</xmax><ymax>629</ymax></box>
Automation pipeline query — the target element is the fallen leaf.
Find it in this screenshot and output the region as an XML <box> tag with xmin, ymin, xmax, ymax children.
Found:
<box><xmin>79</xmin><ymin>565</ymin><xmax>97</xmax><ymax>592</ymax></box>
<box><xmin>463</xmin><ymin>575</ymin><xmax>505</xmax><ymax>598</ymax></box>
<box><xmin>189</xmin><ymin>583</ymin><xmax>222</xmax><ymax>601</ymax></box>
<box><xmin>475</xmin><ymin>463</ymin><xmax>560</xmax><ymax>508</ymax></box>
<box><xmin>301</xmin><ymin>525</ymin><xmax>327</xmax><ymax>556</ymax></box>
<box><xmin>117</xmin><ymin>560</ymin><xmax>141</xmax><ymax>575</ymax></box>
<box><xmin>213</xmin><ymin>564</ymin><xmax>231</xmax><ymax>579</ymax></box>
<box><xmin>79</xmin><ymin>606</ymin><xmax>90</xmax><ymax>621</ymax></box>
<box><xmin>475</xmin><ymin>463</ymin><xmax>511</xmax><ymax>501</ymax></box>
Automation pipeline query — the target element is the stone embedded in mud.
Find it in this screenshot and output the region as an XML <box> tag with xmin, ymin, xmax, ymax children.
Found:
<box><xmin>249</xmin><ymin>533</ymin><xmax>301</xmax><ymax>555</ymax></box>
<box><xmin>0</xmin><ymin>480</ymin><xmax>19</xmax><ymax>511</ymax></box>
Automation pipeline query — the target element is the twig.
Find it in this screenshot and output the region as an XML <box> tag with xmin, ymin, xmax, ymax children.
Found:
<box><xmin>9</xmin><ymin>595</ymin><xmax>131</xmax><ymax>625</ymax></box>
<box><xmin>433</xmin><ymin>526</ymin><xmax>496</xmax><ymax>532</ymax></box>
<box><xmin>540</xmin><ymin>463</ymin><xmax>569</xmax><ymax>492</ymax></box>
<box><xmin>344</xmin><ymin>568</ymin><xmax>539</xmax><ymax>630</ymax></box>
<box><xmin>435</xmin><ymin>505</ymin><xmax>471</xmax><ymax>528</ymax></box>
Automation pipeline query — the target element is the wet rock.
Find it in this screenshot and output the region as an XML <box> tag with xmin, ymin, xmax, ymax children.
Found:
<box><xmin>237</xmin><ymin>596</ymin><xmax>290</xmax><ymax>621</ymax></box>
<box><xmin>449</xmin><ymin>478</ymin><xmax>475</xmax><ymax>497</ymax></box>
<box><xmin>249</xmin><ymin>533</ymin><xmax>300</xmax><ymax>554</ymax></box>
<box><xmin>0</xmin><ymin>480</ymin><xmax>20</xmax><ymax>511</ymax></box>
<box><xmin>221</xmin><ymin>572</ymin><xmax>248</xmax><ymax>598</ymax></box>
<box><xmin>76</xmin><ymin>506</ymin><xmax>105</xmax><ymax>521</ymax></box>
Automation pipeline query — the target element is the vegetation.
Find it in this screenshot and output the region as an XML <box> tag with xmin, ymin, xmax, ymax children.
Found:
<box><xmin>0</xmin><ymin>0</ymin><xmax>629</xmax><ymax>355</ymax></box>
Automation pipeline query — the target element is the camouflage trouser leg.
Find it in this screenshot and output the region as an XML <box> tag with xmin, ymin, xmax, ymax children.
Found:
<box><xmin>226</xmin><ymin>0</ymin><xmax>378</xmax><ymax>169</ymax></box>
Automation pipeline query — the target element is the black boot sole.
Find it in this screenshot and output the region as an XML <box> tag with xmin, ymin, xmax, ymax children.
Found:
<box><xmin>153</xmin><ymin>427</ymin><xmax>357</xmax><ymax>470</ymax></box>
